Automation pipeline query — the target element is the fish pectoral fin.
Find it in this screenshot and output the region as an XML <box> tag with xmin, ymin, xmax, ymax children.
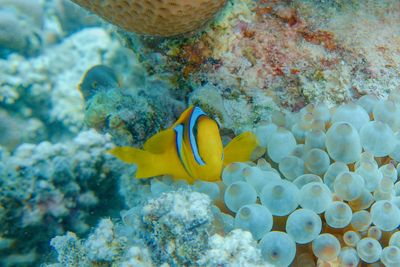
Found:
<box><xmin>143</xmin><ymin>128</ymin><xmax>175</xmax><ymax>154</ymax></box>
<box><xmin>108</xmin><ymin>146</ymin><xmax>165</xmax><ymax>178</ymax></box>
<box><xmin>223</xmin><ymin>131</ymin><xmax>259</xmax><ymax>166</ymax></box>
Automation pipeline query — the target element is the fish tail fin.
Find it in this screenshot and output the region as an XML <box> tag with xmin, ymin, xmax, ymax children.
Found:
<box><xmin>108</xmin><ymin>147</ymin><xmax>165</xmax><ymax>178</ymax></box>
<box><xmin>223</xmin><ymin>132</ymin><xmax>261</xmax><ymax>166</ymax></box>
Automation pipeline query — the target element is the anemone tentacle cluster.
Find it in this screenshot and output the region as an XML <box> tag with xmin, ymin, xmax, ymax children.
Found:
<box><xmin>214</xmin><ymin>91</ymin><xmax>400</xmax><ymax>266</ymax></box>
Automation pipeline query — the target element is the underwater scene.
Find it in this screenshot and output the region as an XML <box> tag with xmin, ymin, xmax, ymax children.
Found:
<box><xmin>1</xmin><ymin>0</ymin><xmax>400</xmax><ymax>266</ymax></box>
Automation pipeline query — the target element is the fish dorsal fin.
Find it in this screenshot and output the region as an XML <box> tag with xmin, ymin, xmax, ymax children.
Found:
<box><xmin>223</xmin><ymin>132</ymin><xmax>259</xmax><ymax>166</ymax></box>
<box><xmin>143</xmin><ymin>129</ymin><xmax>175</xmax><ymax>154</ymax></box>
<box><xmin>144</xmin><ymin>106</ymin><xmax>195</xmax><ymax>154</ymax></box>
<box><xmin>172</xmin><ymin>106</ymin><xmax>195</xmax><ymax>128</ymax></box>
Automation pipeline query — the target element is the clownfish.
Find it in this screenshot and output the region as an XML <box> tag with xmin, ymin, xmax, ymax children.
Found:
<box><xmin>108</xmin><ymin>106</ymin><xmax>259</xmax><ymax>183</ymax></box>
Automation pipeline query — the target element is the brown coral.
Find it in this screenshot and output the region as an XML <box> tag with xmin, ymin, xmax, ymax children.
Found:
<box><xmin>71</xmin><ymin>0</ymin><xmax>227</xmax><ymax>37</ymax></box>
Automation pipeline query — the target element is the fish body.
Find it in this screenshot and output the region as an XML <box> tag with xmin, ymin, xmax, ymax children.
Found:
<box><xmin>78</xmin><ymin>65</ymin><xmax>119</xmax><ymax>100</ymax></box>
<box><xmin>109</xmin><ymin>106</ymin><xmax>259</xmax><ymax>183</ymax></box>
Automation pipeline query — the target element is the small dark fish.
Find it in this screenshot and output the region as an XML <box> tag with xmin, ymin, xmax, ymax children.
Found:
<box><xmin>78</xmin><ymin>65</ymin><xmax>119</xmax><ymax>100</ymax></box>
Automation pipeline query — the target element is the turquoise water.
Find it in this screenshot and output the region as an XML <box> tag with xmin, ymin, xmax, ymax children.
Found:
<box><xmin>1</xmin><ymin>0</ymin><xmax>400</xmax><ymax>266</ymax></box>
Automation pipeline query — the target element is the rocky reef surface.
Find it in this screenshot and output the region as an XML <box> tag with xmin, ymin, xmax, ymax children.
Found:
<box><xmin>116</xmin><ymin>0</ymin><xmax>400</xmax><ymax>133</ymax></box>
<box><xmin>1</xmin><ymin>0</ymin><xmax>400</xmax><ymax>266</ymax></box>
<box><xmin>46</xmin><ymin>190</ymin><xmax>270</xmax><ymax>267</ymax></box>
<box><xmin>0</xmin><ymin>130</ymin><xmax>127</xmax><ymax>265</ymax></box>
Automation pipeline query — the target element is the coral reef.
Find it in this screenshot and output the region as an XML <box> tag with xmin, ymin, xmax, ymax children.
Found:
<box><xmin>189</xmin><ymin>83</ymin><xmax>279</xmax><ymax>134</ymax></box>
<box><xmin>66</xmin><ymin>0</ymin><xmax>400</xmax><ymax>142</ymax></box>
<box><xmin>198</xmin><ymin>229</ymin><xmax>270</xmax><ymax>266</ymax></box>
<box><xmin>0</xmin><ymin>110</ymin><xmax>46</xmax><ymax>150</ymax></box>
<box><xmin>50</xmin><ymin>0</ymin><xmax>101</xmax><ymax>37</ymax></box>
<box><xmin>0</xmin><ymin>0</ymin><xmax>43</xmax><ymax>57</ymax></box>
<box><xmin>2</xmin><ymin>0</ymin><xmax>400</xmax><ymax>266</ymax></box>
<box><xmin>47</xmin><ymin>219</ymin><xmax>131</xmax><ymax>266</ymax></box>
<box><xmin>121</xmin><ymin>0</ymin><xmax>400</xmax><ymax>122</ymax></box>
<box><xmin>71</xmin><ymin>0</ymin><xmax>227</xmax><ymax>36</ymax></box>
<box><xmin>0</xmin><ymin>27</ymin><xmax>139</xmax><ymax>149</ymax></box>
<box><xmin>48</xmin><ymin>232</ymin><xmax>90</xmax><ymax>266</ymax></box>
<box><xmin>87</xmin><ymin>91</ymin><xmax>400</xmax><ymax>266</ymax></box>
<box><xmin>141</xmin><ymin>190</ymin><xmax>213</xmax><ymax>265</ymax></box>
<box><xmin>0</xmin><ymin>130</ymin><xmax>125</xmax><ymax>265</ymax></box>
<box><xmin>47</xmin><ymin>190</ymin><xmax>268</xmax><ymax>266</ymax></box>
<box><xmin>84</xmin><ymin>218</ymin><xmax>125</xmax><ymax>262</ymax></box>
<box><xmin>214</xmin><ymin>0</ymin><xmax>399</xmax><ymax>109</ymax></box>
<box><xmin>47</xmin><ymin>219</ymin><xmax>151</xmax><ymax>267</ymax></box>
<box><xmin>0</xmin><ymin>0</ymin><xmax>103</xmax><ymax>59</ymax></box>
<box><xmin>80</xmin><ymin>64</ymin><xmax>185</xmax><ymax>146</ymax></box>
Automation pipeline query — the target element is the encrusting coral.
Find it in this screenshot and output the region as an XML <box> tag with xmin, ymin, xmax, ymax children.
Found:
<box><xmin>118</xmin><ymin>0</ymin><xmax>400</xmax><ymax>120</ymax></box>
<box><xmin>71</xmin><ymin>0</ymin><xmax>227</xmax><ymax>37</ymax></box>
<box><xmin>0</xmin><ymin>130</ymin><xmax>126</xmax><ymax>265</ymax></box>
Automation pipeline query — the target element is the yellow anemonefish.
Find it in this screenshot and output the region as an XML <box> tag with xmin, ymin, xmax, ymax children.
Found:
<box><xmin>108</xmin><ymin>106</ymin><xmax>259</xmax><ymax>183</ymax></box>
